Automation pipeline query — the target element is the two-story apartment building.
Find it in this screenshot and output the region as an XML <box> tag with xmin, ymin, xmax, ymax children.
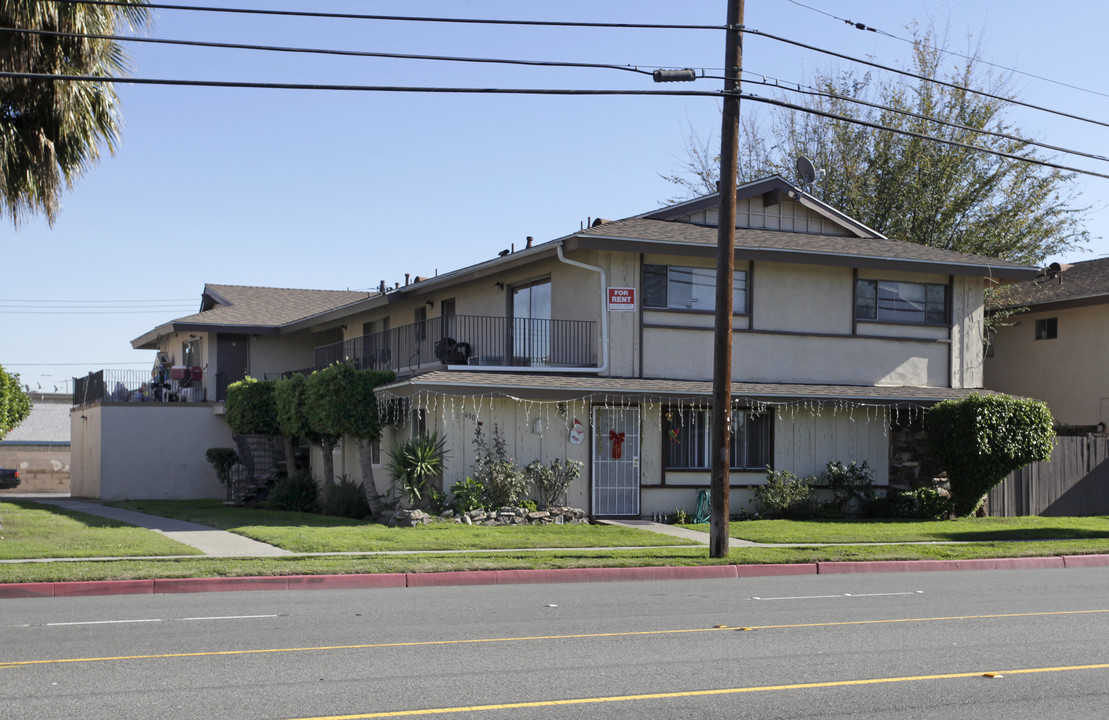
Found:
<box><xmin>72</xmin><ymin>176</ymin><xmax>1038</xmax><ymax>513</ymax></box>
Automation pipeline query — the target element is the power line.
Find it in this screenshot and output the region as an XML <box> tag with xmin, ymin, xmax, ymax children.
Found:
<box><xmin>743</xmin><ymin>27</ymin><xmax>1109</xmax><ymax>130</ymax></box>
<box><xmin>60</xmin><ymin>1</ymin><xmax>725</xmax><ymax>30</ymax></box>
<box><xmin>6</xmin><ymin>70</ymin><xmax>1108</xmax><ymax>180</ymax></box>
<box><xmin>0</xmin><ymin>71</ymin><xmax>722</xmax><ymax>98</ymax></box>
<box><xmin>784</xmin><ymin>0</ymin><xmax>1109</xmax><ymax>101</ymax></box>
<box><xmin>0</xmin><ymin>27</ymin><xmax>657</xmax><ymax>77</ymax></box>
<box><xmin>740</xmin><ymin>72</ymin><xmax>1109</xmax><ymax>164</ymax></box>
<box><xmin>741</xmin><ymin>92</ymin><xmax>1109</xmax><ymax>181</ymax></box>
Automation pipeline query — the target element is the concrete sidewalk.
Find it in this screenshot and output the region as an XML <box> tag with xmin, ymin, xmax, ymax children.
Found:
<box><xmin>24</xmin><ymin>497</ymin><xmax>294</xmax><ymax>558</ymax></box>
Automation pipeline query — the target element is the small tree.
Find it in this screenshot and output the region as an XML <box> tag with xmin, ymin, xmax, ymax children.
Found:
<box><xmin>927</xmin><ymin>393</ymin><xmax>1055</xmax><ymax>516</ymax></box>
<box><xmin>525</xmin><ymin>458</ymin><xmax>583</xmax><ymax>509</ymax></box>
<box><xmin>303</xmin><ymin>362</ymin><xmax>394</xmax><ymax>487</ymax></box>
<box><xmin>275</xmin><ymin>373</ymin><xmax>316</xmax><ymax>477</ymax></box>
<box><xmin>0</xmin><ymin>366</ymin><xmax>32</xmax><ymax>440</ymax></box>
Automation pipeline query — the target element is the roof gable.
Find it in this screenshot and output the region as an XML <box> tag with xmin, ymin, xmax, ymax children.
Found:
<box><xmin>641</xmin><ymin>176</ymin><xmax>884</xmax><ymax>239</ymax></box>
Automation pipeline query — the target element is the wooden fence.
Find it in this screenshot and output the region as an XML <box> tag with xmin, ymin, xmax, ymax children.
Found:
<box><xmin>988</xmin><ymin>435</ymin><xmax>1109</xmax><ymax>516</ymax></box>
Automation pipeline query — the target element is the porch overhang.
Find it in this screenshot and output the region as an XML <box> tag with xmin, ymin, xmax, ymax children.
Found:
<box><xmin>375</xmin><ymin>371</ymin><xmax>998</xmax><ymax>408</ymax></box>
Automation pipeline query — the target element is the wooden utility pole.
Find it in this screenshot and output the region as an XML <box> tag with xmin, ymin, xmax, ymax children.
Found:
<box><xmin>709</xmin><ymin>0</ymin><xmax>744</xmax><ymax>558</ymax></box>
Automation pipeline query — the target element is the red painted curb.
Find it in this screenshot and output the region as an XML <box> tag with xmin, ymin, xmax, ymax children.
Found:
<box><xmin>54</xmin><ymin>580</ymin><xmax>154</xmax><ymax>598</ymax></box>
<box><xmin>667</xmin><ymin>565</ymin><xmax>740</xmax><ymax>580</ymax></box>
<box><xmin>286</xmin><ymin>573</ymin><xmax>407</xmax><ymax>590</ymax></box>
<box><xmin>0</xmin><ymin>582</ymin><xmax>57</xmax><ymax>599</ymax></box>
<box><xmin>735</xmin><ymin>563</ymin><xmax>817</xmax><ymax>577</ymax></box>
<box><xmin>154</xmin><ymin>576</ymin><xmax>291</xmax><ymax>594</ymax></box>
<box><xmin>406</xmin><ymin>570</ymin><xmax>500</xmax><ymax>587</ymax></box>
<box><xmin>817</xmin><ymin>557</ymin><xmax>1067</xmax><ymax>574</ymax></box>
<box><xmin>4</xmin><ymin>554</ymin><xmax>1107</xmax><ymax>599</ymax></box>
<box><xmin>1062</xmin><ymin>554</ymin><xmax>1109</xmax><ymax>568</ymax></box>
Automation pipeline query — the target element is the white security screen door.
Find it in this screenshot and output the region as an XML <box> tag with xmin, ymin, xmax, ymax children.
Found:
<box><xmin>592</xmin><ymin>406</ymin><xmax>640</xmax><ymax>516</ymax></box>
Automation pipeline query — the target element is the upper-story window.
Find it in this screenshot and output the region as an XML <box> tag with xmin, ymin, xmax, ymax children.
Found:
<box><xmin>1035</xmin><ymin>317</ymin><xmax>1058</xmax><ymax>340</ymax></box>
<box><xmin>644</xmin><ymin>265</ymin><xmax>748</xmax><ymax>313</ymax></box>
<box><xmin>182</xmin><ymin>337</ymin><xmax>201</xmax><ymax>367</ymax></box>
<box><xmin>855</xmin><ymin>279</ymin><xmax>947</xmax><ymax>325</ymax></box>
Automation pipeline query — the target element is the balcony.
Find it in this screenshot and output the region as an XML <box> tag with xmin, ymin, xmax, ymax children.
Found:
<box><xmin>73</xmin><ymin>368</ymin><xmax>207</xmax><ymax>406</ymax></box>
<box><xmin>315</xmin><ymin>314</ymin><xmax>596</xmax><ymax>374</ymax></box>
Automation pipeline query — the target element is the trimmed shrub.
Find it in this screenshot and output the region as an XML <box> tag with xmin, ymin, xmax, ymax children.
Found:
<box><xmin>449</xmin><ymin>478</ymin><xmax>485</xmax><ymax>513</ymax></box>
<box><xmin>870</xmin><ymin>488</ymin><xmax>951</xmax><ymax>520</ymax></box>
<box><xmin>754</xmin><ymin>468</ymin><xmax>817</xmax><ymax>518</ymax></box>
<box><xmin>267</xmin><ymin>472</ymin><xmax>319</xmax><ymax>513</ymax></box>
<box><xmin>319</xmin><ymin>475</ymin><xmax>372</xmax><ymax>520</ymax></box>
<box><xmin>224</xmin><ymin>377</ymin><xmax>279</xmax><ymax>435</ymax></box>
<box><xmin>822</xmin><ymin>460</ymin><xmax>876</xmax><ymax>515</ymax></box>
<box><xmin>927</xmin><ymin>393</ymin><xmax>1054</xmax><ymax>516</ymax></box>
<box><xmin>205</xmin><ymin>447</ymin><xmax>239</xmax><ymax>485</ymax></box>
<box><xmin>471</xmin><ymin>423</ymin><xmax>527</xmax><ymax>508</ymax></box>
<box><xmin>525</xmin><ymin>458</ymin><xmax>584</xmax><ymax>509</ymax></box>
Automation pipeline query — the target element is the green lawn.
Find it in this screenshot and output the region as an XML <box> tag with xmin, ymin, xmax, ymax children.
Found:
<box><xmin>0</xmin><ymin>500</ymin><xmax>203</xmax><ymax>560</ymax></box>
<box><xmin>680</xmin><ymin>516</ymin><xmax>1109</xmax><ymax>544</ymax></box>
<box><xmin>4</xmin><ymin>499</ymin><xmax>1109</xmax><ymax>586</ymax></box>
<box><xmin>112</xmin><ymin>500</ymin><xmax>698</xmax><ymax>552</ymax></box>
<box><xmin>4</xmin><ymin>538</ymin><xmax>1109</xmax><ymax>585</ymax></box>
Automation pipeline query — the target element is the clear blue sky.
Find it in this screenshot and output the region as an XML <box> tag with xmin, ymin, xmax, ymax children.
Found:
<box><xmin>3</xmin><ymin>0</ymin><xmax>1107</xmax><ymax>393</ymax></box>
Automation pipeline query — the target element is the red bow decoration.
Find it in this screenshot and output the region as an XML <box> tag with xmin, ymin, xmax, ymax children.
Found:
<box><xmin>609</xmin><ymin>430</ymin><xmax>626</xmax><ymax>459</ymax></box>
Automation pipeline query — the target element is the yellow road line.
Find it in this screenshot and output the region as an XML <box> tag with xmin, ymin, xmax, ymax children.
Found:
<box><xmin>2</xmin><ymin>608</ymin><xmax>1107</xmax><ymax>669</ymax></box>
<box><xmin>286</xmin><ymin>663</ymin><xmax>1109</xmax><ymax>719</ymax></box>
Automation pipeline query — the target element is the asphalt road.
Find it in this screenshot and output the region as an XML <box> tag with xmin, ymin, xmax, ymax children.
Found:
<box><xmin>3</xmin><ymin>567</ymin><xmax>1108</xmax><ymax>719</ymax></box>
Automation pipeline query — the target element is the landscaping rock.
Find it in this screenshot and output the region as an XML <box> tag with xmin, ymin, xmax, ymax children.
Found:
<box><xmin>392</xmin><ymin>509</ymin><xmax>430</xmax><ymax>527</ymax></box>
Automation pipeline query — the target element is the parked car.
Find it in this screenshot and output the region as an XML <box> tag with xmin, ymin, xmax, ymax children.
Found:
<box><xmin>0</xmin><ymin>468</ymin><xmax>20</xmax><ymax>489</ymax></box>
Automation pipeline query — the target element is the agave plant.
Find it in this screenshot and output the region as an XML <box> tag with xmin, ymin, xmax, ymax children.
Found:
<box><xmin>387</xmin><ymin>432</ymin><xmax>447</xmax><ymax>508</ymax></box>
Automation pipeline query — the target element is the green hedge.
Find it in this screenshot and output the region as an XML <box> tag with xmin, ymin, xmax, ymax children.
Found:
<box><xmin>927</xmin><ymin>393</ymin><xmax>1054</xmax><ymax>516</ymax></box>
<box><xmin>224</xmin><ymin>377</ymin><xmax>279</xmax><ymax>435</ymax></box>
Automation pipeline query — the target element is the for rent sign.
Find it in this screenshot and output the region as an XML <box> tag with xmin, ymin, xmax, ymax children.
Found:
<box><xmin>607</xmin><ymin>287</ymin><xmax>636</xmax><ymax>311</ymax></box>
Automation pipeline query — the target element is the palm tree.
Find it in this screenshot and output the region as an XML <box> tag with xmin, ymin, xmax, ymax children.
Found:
<box><xmin>0</xmin><ymin>1</ymin><xmax>150</xmax><ymax>225</ymax></box>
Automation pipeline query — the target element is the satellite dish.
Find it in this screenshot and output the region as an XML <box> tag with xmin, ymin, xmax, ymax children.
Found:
<box><xmin>796</xmin><ymin>156</ymin><xmax>817</xmax><ymax>187</ymax></box>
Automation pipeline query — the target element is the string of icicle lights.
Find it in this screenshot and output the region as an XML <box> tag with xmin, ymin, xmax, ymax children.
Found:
<box><xmin>375</xmin><ymin>390</ymin><xmax>930</xmax><ymax>435</ymax></box>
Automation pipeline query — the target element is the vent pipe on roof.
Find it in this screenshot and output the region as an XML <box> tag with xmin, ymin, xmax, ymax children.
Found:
<box><xmin>405</xmin><ymin>273</ymin><xmax>411</xmax><ymax>286</ymax></box>
<box><xmin>526</xmin><ymin>236</ymin><xmax>534</xmax><ymax>249</ymax></box>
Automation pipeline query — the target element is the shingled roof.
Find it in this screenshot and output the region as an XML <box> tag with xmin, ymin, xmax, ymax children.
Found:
<box><xmin>132</xmin><ymin>284</ymin><xmax>375</xmax><ymax>348</ymax></box>
<box><xmin>569</xmin><ymin>217</ymin><xmax>1037</xmax><ymax>279</ymax></box>
<box><xmin>995</xmin><ymin>257</ymin><xmax>1109</xmax><ymax>309</ymax></box>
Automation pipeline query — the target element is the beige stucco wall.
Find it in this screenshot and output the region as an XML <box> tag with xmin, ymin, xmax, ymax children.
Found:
<box><xmin>70</xmin><ymin>403</ymin><xmax>234</xmax><ymax>501</ymax></box>
<box><xmin>345</xmin><ymin>395</ymin><xmax>890</xmax><ymax>519</ymax></box>
<box><xmin>638</xmin><ymin>405</ymin><xmax>889</xmax><ymax>517</ymax></box>
<box><xmin>985</xmin><ymin>304</ymin><xmax>1107</xmax><ymax>426</ymax></box>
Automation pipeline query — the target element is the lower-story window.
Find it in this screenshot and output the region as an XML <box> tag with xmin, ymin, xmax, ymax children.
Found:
<box><xmin>664</xmin><ymin>407</ymin><xmax>771</xmax><ymax>470</ymax></box>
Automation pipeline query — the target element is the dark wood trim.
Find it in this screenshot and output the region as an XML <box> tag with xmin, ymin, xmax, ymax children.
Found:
<box><xmin>642</xmin><ymin>323</ymin><xmax>952</xmax><ymax>345</ymax></box>
<box><xmin>638</xmin><ymin>253</ymin><xmax>645</xmax><ymax>378</ymax></box>
<box><xmin>851</xmin><ymin>268</ymin><xmax>859</xmax><ymax>336</ymax></box>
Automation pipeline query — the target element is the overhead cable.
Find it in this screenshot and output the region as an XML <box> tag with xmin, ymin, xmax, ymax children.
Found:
<box><xmin>742</xmin><ymin>92</ymin><xmax>1109</xmax><ymax>180</ymax></box>
<box><xmin>740</xmin><ymin>73</ymin><xmax>1109</xmax><ymax>164</ymax></box>
<box><xmin>0</xmin><ymin>71</ymin><xmax>721</xmax><ymax>98</ymax></box>
<box><xmin>57</xmin><ymin>1</ymin><xmax>725</xmax><ymax>30</ymax></box>
<box><xmin>0</xmin><ymin>27</ymin><xmax>657</xmax><ymax>76</ymax></box>
<box><xmin>784</xmin><ymin>0</ymin><xmax>1109</xmax><ymax>101</ymax></box>
<box><xmin>744</xmin><ymin>28</ymin><xmax>1109</xmax><ymax>130</ymax></box>
<box><xmin>5</xmin><ymin>71</ymin><xmax>1106</xmax><ymax>180</ymax></box>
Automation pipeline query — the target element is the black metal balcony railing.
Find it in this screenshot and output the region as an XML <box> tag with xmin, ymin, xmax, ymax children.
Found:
<box><xmin>73</xmin><ymin>369</ymin><xmax>207</xmax><ymax>406</ymax></box>
<box><xmin>315</xmin><ymin>314</ymin><xmax>596</xmax><ymax>374</ymax></box>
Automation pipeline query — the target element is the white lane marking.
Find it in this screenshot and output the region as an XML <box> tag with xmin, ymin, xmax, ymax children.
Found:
<box><xmin>181</xmin><ymin>615</ymin><xmax>279</xmax><ymax>621</ymax></box>
<box><xmin>45</xmin><ymin>619</ymin><xmax>163</xmax><ymax>626</ymax></box>
<box><xmin>25</xmin><ymin>614</ymin><xmax>279</xmax><ymax>628</ymax></box>
<box><xmin>751</xmin><ymin>591</ymin><xmax>924</xmax><ymax>601</ymax></box>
